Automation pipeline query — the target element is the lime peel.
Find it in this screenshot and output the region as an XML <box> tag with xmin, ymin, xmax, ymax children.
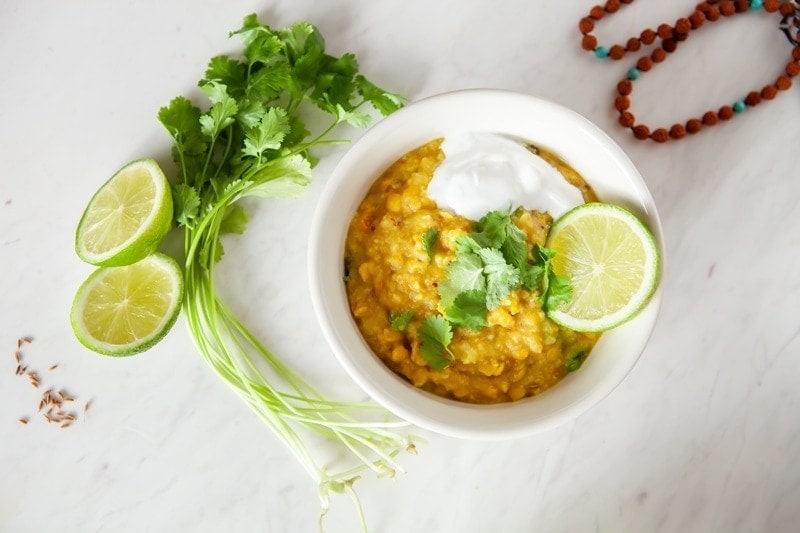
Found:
<box><xmin>545</xmin><ymin>202</ymin><xmax>660</xmax><ymax>332</ymax></box>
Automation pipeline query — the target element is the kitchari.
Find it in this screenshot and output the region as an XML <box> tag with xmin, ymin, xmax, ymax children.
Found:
<box><xmin>344</xmin><ymin>136</ymin><xmax>601</xmax><ymax>404</ymax></box>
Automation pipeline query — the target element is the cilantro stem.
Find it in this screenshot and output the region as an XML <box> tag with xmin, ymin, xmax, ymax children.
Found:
<box><xmin>159</xmin><ymin>15</ymin><xmax>411</xmax><ymax>529</ymax></box>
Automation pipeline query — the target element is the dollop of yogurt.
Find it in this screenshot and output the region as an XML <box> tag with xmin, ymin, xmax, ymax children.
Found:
<box><xmin>427</xmin><ymin>132</ymin><xmax>584</xmax><ymax>220</ymax></box>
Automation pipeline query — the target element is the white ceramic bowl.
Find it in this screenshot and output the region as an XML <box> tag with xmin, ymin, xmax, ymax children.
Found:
<box><xmin>308</xmin><ymin>89</ymin><xmax>664</xmax><ymax>440</ymax></box>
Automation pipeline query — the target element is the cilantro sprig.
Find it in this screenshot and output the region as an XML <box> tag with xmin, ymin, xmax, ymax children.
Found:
<box><xmin>414</xmin><ymin>209</ymin><xmax>573</xmax><ymax>369</ymax></box>
<box><xmin>156</xmin><ymin>14</ymin><xmax>409</xmax><ymax>525</ymax></box>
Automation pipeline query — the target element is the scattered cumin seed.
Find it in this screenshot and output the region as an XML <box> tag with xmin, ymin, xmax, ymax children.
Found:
<box><xmin>61</xmin><ymin>421</ymin><xmax>72</xmax><ymax>429</ymax></box>
<box><xmin>18</xmin><ymin>417</ymin><xmax>28</xmax><ymax>425</ymax></box>
<box><xmin>43</xmin><ymin>413</ymin><xmax>51</xmax><ymax>422</ymax></box>
<box><xmin>15</xmin><ymin>365</ymin><xmax>22</xmax><ymax>376</ymax></box>
<box><xmin>49</xmin><ymin>364</ymin><xmax>58</xmax><ymax>371</ymax></box>
<box><xmin>15</xmin><ymin>351</ymin><xmax>21</xmax><ymax>364</ymax></box>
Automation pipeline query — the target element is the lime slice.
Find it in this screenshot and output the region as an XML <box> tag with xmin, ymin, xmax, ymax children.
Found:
<box><xmin>545</xmin><ymin>202</ymin><xmax>660</xmax><ymax>332</ymax></box>
<box><xmin>75</xmin><ymin>159</ymin><xmax>173</xmax><ymax>266</ymax></box>
<box><xmin>70</xmin><ymin>253</ymin><xmax>183</xmax><ymax>356</ymax></box>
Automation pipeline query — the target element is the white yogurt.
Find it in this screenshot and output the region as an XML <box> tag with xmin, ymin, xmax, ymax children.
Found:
<box><xmin>426</xmin><ymin>132</ymin><xmax>584</xmax><ymax>221</ymax></box>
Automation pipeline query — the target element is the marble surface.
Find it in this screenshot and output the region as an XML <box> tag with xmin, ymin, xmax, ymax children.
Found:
<box><xmin>2</xmin><ymin>1</ymin><xmax>799</xmax><ymax>531</ymax></box>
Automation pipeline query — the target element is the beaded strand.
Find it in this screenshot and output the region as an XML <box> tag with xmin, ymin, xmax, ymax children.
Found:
<box><xmin>579</xmin><ymin>0</ymin><xmax>800</xmax><ymax>142</ymax></box>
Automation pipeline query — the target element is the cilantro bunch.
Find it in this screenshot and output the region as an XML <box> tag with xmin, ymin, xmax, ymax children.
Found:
<box><xmin>417</xmin><ymin>210</ymin><xmax>572</xmax><ymax>369</ymax></box>
<box><xmin>157</xmin><ymin>14</ymin><xmax>412</xmax><ymax>528</ymax></box>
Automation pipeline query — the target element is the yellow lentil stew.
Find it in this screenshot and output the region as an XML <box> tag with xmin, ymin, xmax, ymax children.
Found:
<box><xmin>344</xmin><ymin>139</ymin><xmax>601</xmax><ymax>404</ymax></box>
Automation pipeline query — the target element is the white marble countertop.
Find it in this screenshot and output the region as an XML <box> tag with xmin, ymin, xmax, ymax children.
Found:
<box><xmin>2</xmin><ymin>1</ymin><xmax>799</xmax><ymax>531</ymax></box>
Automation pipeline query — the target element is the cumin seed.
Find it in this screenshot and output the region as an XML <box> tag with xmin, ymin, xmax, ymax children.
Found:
<box><xmin>49</xmin><ymin>364</ymin><xmax>58</xmax><ymax>371</ymax></box>
<box><xmin>18</xmin><ymin>417</ymin><xmax>28</xmax><ymax>425</ymax></box>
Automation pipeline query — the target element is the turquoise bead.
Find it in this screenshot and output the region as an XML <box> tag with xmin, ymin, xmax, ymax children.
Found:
<box><xmin>595</xmin><ymin>46</ymin><xmax>609</xmax><ymax>58</ymax></box>
<box><xmin>749</xmin><ymin>0</ymin><xmax>763</xmax><ymax>9</ymax></box>
<box><xmin>733</xmin><ymin>100</ymin><xmax>746</xmax><ymax>113</ymax></box>
<box><xmin>627</xmin><ymin>67</ymin><xmax>640</xmax><ymax>80</ymax></box>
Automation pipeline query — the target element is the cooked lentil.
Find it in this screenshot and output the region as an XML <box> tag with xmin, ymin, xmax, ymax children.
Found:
<box><xmin>344</xmin><ymin>139</ymin><xmax>601</xmax><ymax>404</ymax></box>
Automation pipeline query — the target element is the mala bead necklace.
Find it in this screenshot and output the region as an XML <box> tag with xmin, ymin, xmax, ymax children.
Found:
<box><xmin>579</xmin><ymin>0</ymin><xmax>800</xmax><ymax>142</ymax></box>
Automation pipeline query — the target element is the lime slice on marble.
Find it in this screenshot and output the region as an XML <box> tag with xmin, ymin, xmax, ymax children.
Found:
<box><xmin>75</xmin><ymin>159</ymin><xmax>173</xmax><ymax>266</ymax></box>
<box><xmin>70</xmin><ymin>253</ymin><xmax>183</xmax><ymax>356</ymax></box>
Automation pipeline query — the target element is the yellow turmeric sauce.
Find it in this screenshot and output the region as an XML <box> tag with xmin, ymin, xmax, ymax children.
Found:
<box><xmin>344</xmin><ymin>139</ymin><xmax>600</xmax><ymax>404</ymax></box>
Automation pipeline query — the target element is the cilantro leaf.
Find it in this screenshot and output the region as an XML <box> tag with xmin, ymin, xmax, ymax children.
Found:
<box><xmin>502</xmin><ymin>222</ymin><xmax>528</xmax><ymax>270</ymax></box>
<box><xmin>520</xmin><ymin>263</ymin><xmax>545</xmax><ymax>292</ymax></box>
<box><xmin>242</xmin><ymin>107</ymin><xmax>290</xmax><ymax>158</ymax></box>
<box><xmin>355</xmin><ymin>75</ymin><xmax>404</xmax><ymax>116</ymax></box>
<box><xmin>546</xmin><ymin>273</ymin><xmax>573</xmax><ymax>310</ymax></box>
<box><xmin>220</xmin><ymin>204</ymin><xmax>248</xmax><ymax>235</ymax></box>
<box><xmin>247</xmin><ymin>62</ymin><xmax>291</xmax><ymax>102</ymax></box>
<box><xmin>472</xmin><ymin>211</ymin><xmax>510</xmax><ymax>249</ymax></box>
<box><xmin>417</xmin><ymin>316</ymin><xmax>453</xmax><ymax>369</ymax></box>
<box><xmin>246</xmin><ymin>155</ymin><xmax>312</xmax><ymax>199</ymax></box>
<box><xmin>444</xmin><ymin>290</ymin><xmax>487</xmax><ymax>331</ymax></box>
<box><xmin>566</xmin><ymin>350</ymin><xmax>588</xmax><ymax>372</ymax></box>
<box><xmin>477</xmin><ymin>248</ymin><xmax>520</xmax><ymax>309</ymax></box>
<box><xmin>529</xmin><ymin>245</ymin><xmax>573</xmax><ymax>311</ymax></box>
<box><xmin>171</xmin><ymin>183</ymin><xmax>200</xmax><ymax>227</ymax></box>
<box><xmin>203</xmin><ymin>56</ymin><xmax>247</xmax><ymax>99</ymax></box>
<box><xmin>335</xmin><ymin>104</ymin><xmax>371</xmax><ymax>128</ymax></box>
<box><xmin>389</xmin><ymin>311</ymin><xmax>414</xmax><ymax>332</ymax></box>
<box><xmin>454</xmin><ymin>235</ymin><xmax>481</xmax><ymax>255</ymax></box>
<box><xmin>157</xmin><ymin>96</ymin><xmax>207</xmax><ymax>184</ymax></box>
<box><xmin>438</xmin><ymin>252</ymin><xmax>485</xmax><ymax>308</ymax></box>
<box><xmin>199</xmin><ymin>82</ymin><xmax>238</xmax><ymax>139</ymax></box>
<box><xmin>422</xmin><ymin>228</ymin><xmax>439</xmax><ymax>262</ymax></box>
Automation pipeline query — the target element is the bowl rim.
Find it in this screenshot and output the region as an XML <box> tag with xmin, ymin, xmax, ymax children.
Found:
<box><xmin>308</xmin><ymin>88</ymin><xmax>664</xmax><ymax>440</ymax></box>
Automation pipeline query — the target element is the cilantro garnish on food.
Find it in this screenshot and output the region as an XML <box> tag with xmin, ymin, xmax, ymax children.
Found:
<box><xmin>417</xmin><ymin>315</ymin><xmax>453</xmax><ymax>369</ymax></box>
<box><xmin>414</xmin><ymin>209</ymin><xmax>573</xmax><ymax>369</ymax></box>
<box><xmin>389</xmin><ymin>310</ymin><xmax>414</xmax><ymax>332</ymax></box>
<box><xmin>422</xmin><ymin>228</ymin><xmax>440</xmax><ymax>262</ymax></box>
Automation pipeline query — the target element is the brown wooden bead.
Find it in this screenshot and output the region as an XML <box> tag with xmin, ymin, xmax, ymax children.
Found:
<box><xmin>689</xmin><ymin>11</ymin><xmax>706</xmax><ymax>29</ymax></box>
<box><xmin>590</xmin><ymin>5</ymin><xmax>605</xmax><ymax>19</ymax></box>
<box><xmin>617</xmin><ymin>79</ymin><xmax>633</xmax><ymax>96</ymax></box>
<box><xmin>662</xmin><ymin>38</ymin><xmax>678</xmax><ymax>53</ymax></box>
<box><xmin>706</xmin><ymin>6</ymin><xmax>721</xmax><ymax>21</ymax></box>
<box><xmin>651</xmin><ymin>128</ymin><xmax>669</xmax><ymax>143</ymax></box>
<box><xmin>632</xmin><ymin>125</ymin><xmax>650</xmax><ymax>139</ymax></box>
<box><xmin>620</xmin><ymin>0</ymin><xmax>633</xmax><ymax>3</ymax></box>
<box><xmin>776</xmin><ymin>76</ymin><xmax>792</xmax><ymax>90</ymax></box>
<box><xmin>779</xmin><ymin>3</ymin><xmax>795</xmax><ymax>16</ymax></box>
<box><xmin>763</xmin><ymin>0</ymin><xmax>780</xmax><ymax>13</ymax></box>
<box><xmin>640</xmin><ymin>29</ymin><xmax>657</xmax><ymax>45</ymax></box>
<box><xmin>579</xmin><ymin>18</ymin><xmax>595</xmax><ymax>34</ymax></box>
<box><xmin>786</xmin><ymin>62</ymin><xmax>800</xmax><ymax>77</ymax></box>
<box><xmin>605</xmin><ymin>0</ymin><xmax>621</xmax><ymax>13</ymax></box>
<box><xmin>626</xmin><ymin>37</ymin><xmax>641</xmax><ymax>52</ymax></box>
<box><xmin>610</xmin><ymin>45</ymin><xmax>626</xmax><ymax>59</ymax></box>
<box><xmin>675</xmin><ymin>18</ymin><xmax>692</xmax><ymax>34</ymax></box>
<box><xmin>637</xmin><ymin>56</ymin><xmax>653</xmax><ymax>71</ymax></box>
<box><xmin>619</xmin><ymin>112</ymin><xmax>635</xmax><ymax>128</ymax></box>
<box><xmin>745</xmin><ymin>91</ymin><xmax>762</xmax><ymax>106</ymax></box>
<box><xmin>718</xmin><ymin>106</ymin><xmax>734</xmax><ymax>120</ymax></box>
<box><xmin>582</xmin><ymin>35</ymin><xmax>598</xmax><ymax>51</ymax></box>
<box><xmin>669</xmin><ymin>124</ymin><xmax>687</xmax><ymax>139</ymax></box>
<box><xmin>720</xmin><ymin>1</ymin><xmax>735</xmax><ymax>16</ymax></box>
<box><xmin>657</xmin><ymin>24</ymin><xmax>673</xmax><ymax>39</ymax></box>
<box><xmin>614</xmin><ymin>95</ymin><xmax>631</xmax><ymax>111</ymax></box>
<box><xmin>674</xmin><ymin>31</ymin><xmax>689</xmax><ymax>42</ymax></box>
<box><xmin>734</xmin><ymin>0</ymin><xmax>749</xmax><ymax>13</ymax></box>
<box><xmin>794</xmin><ymin>48</ymin><xmax>800</xmax><ymax>61</ymax></box>
<box><xmin>702</xmin><ymin>111</ymin><xmax>719</xmax><ymax>125</ymax></box>
<box><xmin>652</xmin><ymin>48</ymin><xmax>667</xmax><ymax>62</ymax></box>
<box><xmin>686</xmin><ymin>119</ymin><xmax>703</xmax><ymax>134</ymax></box>
<box><xmin>761</xmin><ymin>85</ymin><xmax>778</xmax><ymax>100</ymax></box>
